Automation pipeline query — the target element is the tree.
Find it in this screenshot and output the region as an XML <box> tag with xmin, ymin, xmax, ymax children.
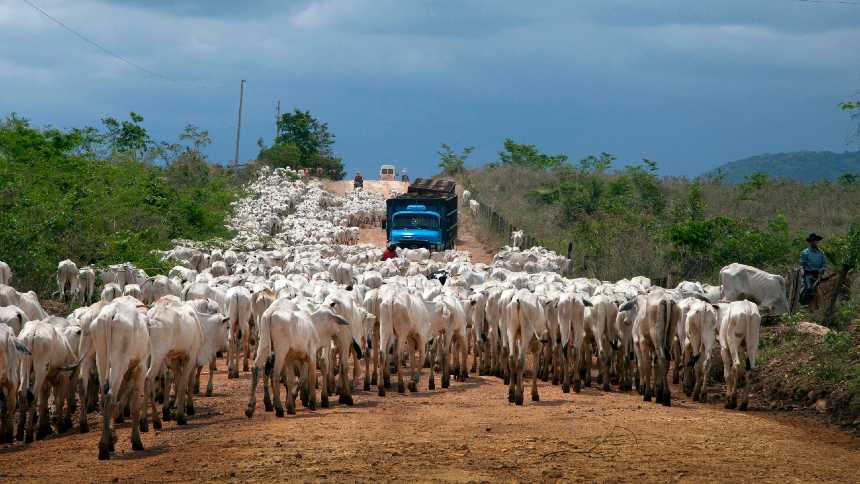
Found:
<box><xmin>498</xmin><ymin>138</ymin><xmax>567</xmax><ymax>170</ymax></box>
<box><xmin>101</xmin><ymin>112</ymin><xmax>152</xmax><ymax>159</ymax></box>
<box><xmin>179</xmin><ymin>124</ymin><xmax>211</xmax><ymax>152</ymax></box>
<box><xmin>276</xmin><ymin>109</ymin><xmax>335</xmax><ymax>164</ymax></box>
<box><xmin>838</xmin><ymin>172</ymin><xmax>859</xmax><ymax>187</ymax></box>
<box><xmin>840</xmin><ymin>100</ymin><xmax>860</xmax><ymax>140</ymax></box>
<box><xmin>437</xmin><ymin>143</ymin><xmax>474</xmax><ymax>175</ymax></box>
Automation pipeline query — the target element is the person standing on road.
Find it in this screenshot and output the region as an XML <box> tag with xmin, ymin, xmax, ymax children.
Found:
<box><xmin>381</xmin><ymin>244</ymin><xmax>397</xmax><ymax>261</ymax></box>
<box><xmin>353</xmin><ymin>171</ymin><xmax>364</xmax><ymax>190</ymax></box>
<box><xmin>800</xmin><ymin>233</ymin><xmax>826</xmax><ymax>305</ymax></box>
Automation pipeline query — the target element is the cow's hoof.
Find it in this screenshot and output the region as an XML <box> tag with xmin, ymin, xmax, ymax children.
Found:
<box><xmin>508</xmin><ymin>389</ymin><xmax>515</xmax><ymax>403</ymax></box>
<box><xmin>321</xmin><ymin>398</ymin><xmax>330</xmax><ymax>409</ymax></box>
<box><xmin>397</xmin><ymin>382</ymin><xmax>405</xmax><ymax>394</ymax></box>
<box><xmin>139</xmin><ymin>420</ymin><xmax>148</xmax><ymax>433</ymax></box>
<box><xmin>264</xmin><ymin>399</ymin><xmax>273</xmax><ymax>412</ymax></box>
<box><xmin>442</xmin><ymin>379</ymin><xmax>450</xmax><ymax>389</ymax></box>
<box><xmin>531</xmin><ymin>392</ymin><xmax>540</xmax><ymax>402</ymax></box>
<box><xmin>287</xmin><ymin>405</ymin><xmax>296</xmax><ymax>416</ymax></box>
<box><xmin>602</xmin><ymin>382</ymin><xmax>611</xmax><ymax>392</ymax></box>
<box><xmin>153</xmin><ymin>419</ymin><xmax>162</xmax><ymax>430</ymax></box>
<box><xmin>177</xmin><ymin>415</ymin><xmax>188</xmax><ymax>426</ymax></box>
<box><xmin>186</xmin><ymin>405</ymin><xmax>195</xmax><ymax>416</ymax></box>
<box><xmin>371</xmin><ymin>375</ymin><xmax>378</xmax><ymax>386</ymax></box>
<box><xmin>428</xmin><ymin>379</ymin><xmax>436</xmax><ymax>390</ymax></box>
<box><xmin>245</xmin><ymin>407</ymin><xmax>255</xmax><ymax>419</ymax></box>
<box><xmin>36</xmin><ymin>427</ymin><xmax>51</xmax><ymax>440</ymax></box>
<box><xmin>114</xmin><ymin>414</ymin><xmax>125</xmax><ymax>424</ymax></box>
<box><xmin>339</xmin><ymin>394</ymin><xmax>354</xmax><ymax>406</ymax></box>
<box><xmin>378</xmin><ymin>387</ymin><xmax>386</xmax><ymax>397</ymax></box>
<box><xmin>162</xmin><ymin>409</ymin><xmax>171</xmax><ymax>422</ymax></box>
<box><xmin>98</xmin><ymin>446</ymin><xmax>110</xmax><ymax>461</ymax></box>
<box><xmin>739</xmin><ymin>400</ymin><xmax>748</xmax><ymax>411</ymax></box>
<box><xmin>275</xmin><ymin>407</ymin><xmax>285</xmax><ymax>418</ymax></box>
<box><xmin>562</xmin><ymin>383</ymin><xmax>570</xmax><ymax>393</ymax></box>
<box><xmin>408</xmin><ymin>381</ymin><xmax>417</xmax><ymax>392</ymax></box>
<box><xmin>307</xmin><ymin>399</ymin><xmax>317</xmax><ymax>411</ymax></box>
<box><xmin>363</xmin><ymin>381</ymin><xmax>371</xmax><ymax>392</ymax></box>
<box><xmin>644</xmin><ymin>392</ymin><xmax>652</xmax><ymax>402</ymax></box>
<box><xmin>515</xmin><ymin>393</ymin><xmax>524</xmax><ymax>406</ymax></box>
<box><xmin>206</xmin><ymin>387</ymin><xmax>214</xmax><ymax>397</ymax></box>
<box><xmin>25</xmin><ymin>433</ymin><xmax>34</xmax><ymax>444</ymax></box>
<box><xmin>698</xmin><ymin>393</ymin><xmax>708</xmax><ymax>404</ymax></box>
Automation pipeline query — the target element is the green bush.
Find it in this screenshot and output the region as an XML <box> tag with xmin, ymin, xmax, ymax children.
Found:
<box><xmin>0</xmin><ymin>114</ymin><xmax>238</xmax><ymax>295</ymax></box>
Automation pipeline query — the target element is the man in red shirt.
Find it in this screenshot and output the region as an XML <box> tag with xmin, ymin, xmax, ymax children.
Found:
<box><xmin>381</xmin><ymin>244</ymin><xmax>397</xmax><ymax>261</ymax></box>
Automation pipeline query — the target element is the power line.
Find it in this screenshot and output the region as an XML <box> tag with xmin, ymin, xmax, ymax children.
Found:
<box><xmin>21</xmin><ymin>0</ymin><xmax>175</xmax><ymax>81</ymax></box>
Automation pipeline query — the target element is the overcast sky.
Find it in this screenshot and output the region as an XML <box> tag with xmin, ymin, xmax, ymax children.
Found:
<box><xmin>2</xmin><ymin>0</ymin><xmax>859</xmax><ymax>177</ymax></box>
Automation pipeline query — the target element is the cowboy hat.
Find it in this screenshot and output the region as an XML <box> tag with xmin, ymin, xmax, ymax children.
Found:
<box><xmin>806</xmin><ymin>233</ymin><xmax>823</xmax><ymax>242</ymax></box>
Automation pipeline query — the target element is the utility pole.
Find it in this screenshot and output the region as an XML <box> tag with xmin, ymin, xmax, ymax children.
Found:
<box><xmin>275</xmin><ymin>99</ymin><xmax>281</xmax><ymax>141</ymax></box>
<box><xmin>233</xmin><ymin>79</ymin><xmax>245</xmax><ymax>167</ymax></box>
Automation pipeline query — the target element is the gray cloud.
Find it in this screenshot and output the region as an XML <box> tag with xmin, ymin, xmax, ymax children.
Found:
<box><xmin>2</xmin><ymin>0</ymin><xmax>858</xmax><ymax>177</ymax></box>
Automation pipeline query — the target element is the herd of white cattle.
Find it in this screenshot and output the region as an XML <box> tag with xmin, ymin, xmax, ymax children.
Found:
<box><xmin>0</xmin><ymin>168</ymin><xmax>790</xmax><ymax>460</ymax></box>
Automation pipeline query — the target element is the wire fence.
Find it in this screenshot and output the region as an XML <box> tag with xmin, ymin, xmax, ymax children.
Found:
<box><xmin>468</xmin><ymin>198</ymin><xmax>574</xmax><ymax>274</ymax></box>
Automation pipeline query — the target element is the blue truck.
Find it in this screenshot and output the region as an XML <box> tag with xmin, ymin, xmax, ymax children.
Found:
<box><xmin>386</xmin><ymin>179</ymin><xmax>458</xmax><ymax>251</ymax></box>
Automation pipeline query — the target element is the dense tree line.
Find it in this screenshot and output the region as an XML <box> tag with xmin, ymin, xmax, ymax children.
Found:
<box><xmin>0</xmin><ymin>113</ymin><xmax>239</xmax><ymax>294</ymax></box>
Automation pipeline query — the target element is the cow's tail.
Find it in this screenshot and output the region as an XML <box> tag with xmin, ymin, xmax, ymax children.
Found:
<box><xmin>18</xmin><ymin>331</ymin><xmax>35</xmax><ymax>402</ymax></box>
<box><xmin>232</xmin><ymin>293</ymin><xmax>242</xmax><ymax>341</ymax></box>
<box><xmin>254</xmin><ymin>310</ymin><xmax>273</xmax><ymax>369</ymax></box>
<box><xmin>659</xmin><ymin>299</ymin><xmax>672</xmax><ymax>360</ymax></box>
<box><xmin>746</xmin><ymin>308</ymin><xmax>760</xmax><ymax>371</ymax></box>
<box><xmin>595</xmin><ymin>302</ymin><xmax>606</xmax><ymax>355</ymax></box>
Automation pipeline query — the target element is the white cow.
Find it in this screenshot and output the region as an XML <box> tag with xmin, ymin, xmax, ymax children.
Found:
<box><xmin>720</xmin><ymin>263</ymin><xmax>788</xmax><ymax>316</ymax></box>
<box><xmin>469</xmin><ymin>199</ymin><xmax>480</xmax><ymax>216</ymax></box>
<box><xmin>0</xmin><ymin>261</ymin><xmax>11</xmax><ymax>285</ymax></box>
<box><xmin>100</xmin><ymin>283</ymin><xmax>122</xmax><ymax>302</ymax></box>
<box><xmin>57</xmin><ymin>259</ymin><xmax>79</xmax><ymax>303</ymax></box>
<box><xmin>632</xmin><ymin>289</ymin><xmax>681</xmax><ymax>406</ymax></box>
<box><xmin>462</xmin><ymin>190</ymin><xmax>471</xmax><ymax>206</ymax></box>
<box><xmin>225</xmin><ymin>286</ymin><xmax>253</xmax><ymax>378</ymax></box>
<box><xmin>0</xmin><ymin>324</ymin><xmax>29</xmax><ymax>442</ymax></box>
<box><xmin>89</xmin><ymin>299</ymin><xmax>150</xmax><ymax>460</ymax></box>
<box><xmin>77</xmin><ymin>267</ymin><xmax>96</xmax><ymax>304</ymax></box>
<box><xmin>511</xmin><ymin>230</ymin><xmax>524</xmax><ymax>249</ymax></box>
<box><xmin>716</xmin><ymin>300</ymin><xmax>761</xmax><ymax>411</ymax></box>
<box><xmin>682</xmin><ymin>300</ymin><xmax>718</xmax><ymax>403</ymax></box>
<box><xmin>245</xmin><ymin>298</ymin><xmax>349</xmax><ymax>417</ymax></box>
<box><xmin>144</xmin><ymin>296</ymin><xmax>205</xmax><ymax>429</ymax></box>
<box><xmin>17</xmin><ymin>319</ymin><xmax>78</xmax><ymax>441</ymax></box>
<box><xmin>123</xmin><ymin>284</ymin><xmax>142</xmax><ymax>300</ymax></box>
<box><xmin>0</xmin><ymin>306</ymin><xmax>27</xmax><ymax>335</ymax></box>
<box><xmin>377</xmin><ymin>287</ymin><xmax>429</xmax><ymax>396</ymax></box>
<box><xmin>504</xmin><ymin>289</ymin><xmax>549</xmax><ymax>405</ymax></box>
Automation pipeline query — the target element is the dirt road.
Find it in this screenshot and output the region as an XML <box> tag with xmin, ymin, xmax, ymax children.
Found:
<box><xmin>2</xmin><ymin>185</ymin><xmax>858</xmax><ymax>482</ymax></box>
<box><xmin>2</xmin><ymin>363</ymin><xmax>858</xmax><ymax>483</ymax></box>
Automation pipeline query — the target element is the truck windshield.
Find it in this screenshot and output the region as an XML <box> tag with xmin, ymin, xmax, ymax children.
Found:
<box><xmin>392</xmin><ymin>213</ymin><xmax>439</xmax><ymax>230</ymax></box>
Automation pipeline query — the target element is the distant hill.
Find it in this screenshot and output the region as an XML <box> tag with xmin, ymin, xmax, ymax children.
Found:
<box><xmin>703</xmin><ymin>150</ymin><xmax>860</xmax><ymax>183</ymax></box>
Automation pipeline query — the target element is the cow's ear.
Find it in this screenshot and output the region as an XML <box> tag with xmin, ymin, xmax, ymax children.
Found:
<box><xmin>582</xmin><ymin>298</ymin><xmax>593</xmax><ymax>307</ymax></box>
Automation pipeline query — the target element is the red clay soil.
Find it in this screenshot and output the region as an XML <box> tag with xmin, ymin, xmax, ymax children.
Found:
<box><xmin>2</xmin><ymin>361</ymin><xmax>859</xmax><ymax>483</ymax></box>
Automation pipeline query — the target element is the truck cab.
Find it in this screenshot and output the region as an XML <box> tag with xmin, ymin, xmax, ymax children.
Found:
<box><xmin>386</xmin><ymin>179</ymin><xmax>457</xmax><ymax>252</ymax></box>
<box><xmin>380</xmin><ymin>164</ymin><xmax>396</xmax><ymax>181</ymax></box>
<box><xmin>389</xmin><ymin>205</ymin><xmax>444</xmax><ymax>249</ymax></box>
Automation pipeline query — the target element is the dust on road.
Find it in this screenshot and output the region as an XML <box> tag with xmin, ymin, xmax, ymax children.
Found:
<box><xmin>2</xmin><ymin>361</ymin><xmax>858</xmax><ymax>483</ymax></box>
